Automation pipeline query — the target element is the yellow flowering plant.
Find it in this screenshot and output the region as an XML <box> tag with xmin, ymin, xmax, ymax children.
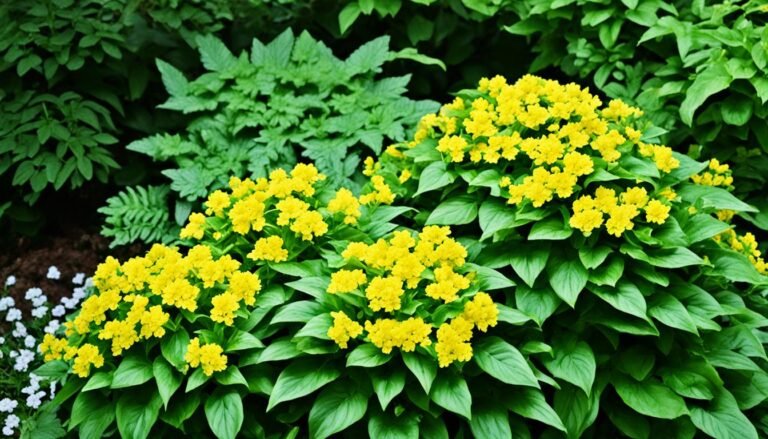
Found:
<box><xmin>361</xmin><ymin>75</ymin><xmax>768</xmax><ymax>438</ymax></box>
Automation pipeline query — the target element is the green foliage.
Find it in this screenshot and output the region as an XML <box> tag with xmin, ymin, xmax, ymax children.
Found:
<box><xmin>105</xmin><ymin>28</ymin><xmax>439</xmax><ymax>246</ymax></box>
<box><xmin>98</xmin><ymin>185</ymin><xmax>179</xmax><ymax>247</ymax></box>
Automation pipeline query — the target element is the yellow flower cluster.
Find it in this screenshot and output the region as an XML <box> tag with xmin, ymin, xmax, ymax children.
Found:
<box><xmin>364</xmin><ymin>318</ymin><xmax>433</xmax><ymax>354</ymax></box>
<box><xmin>435</xmin><ymin>293</ymin><xmax>499</xmax><ymax>367</ymax></box>
<box><xmin>40</xmin><ymin>336</ymin><xmax>105</xmax><ymax>378</ymax></box>
<box><xmin>328</xmin><ymin>311</ymin><xmax>364</xmax><ymax>348</ymax></box>
<box><xmin>180</xmin><ymin>163</ymin><xmax>333</xmax><ymax>242</ymax></box>
<box><xmin>327</xmin><ymin>269</ymin><xmax>367</xmax><ymax>294</ymax></box>
<box><xmin>327</xmin><ymin>188</ymin><xmax>362</xmax><ymax>224</ymax></box>
<box><xmin>691</xmin><ymin>158</ymin><xmax>733</xmax><ymax>187</ymax></box>
<box><xmin>248</xmin><ymin>236</ymin><xmax>289</xmax><ymax>262</ymax></box>
<box><xmin>569</xmin><ymin>186</ymin><xmax>671</xmax><ymax>236</ymax></box>
<box><xmin>360</xmin><ymin>175</ymin><xmax>395</xmax><ymax>205</ymax></box>
<box><xmin>185</xmin><ymin>338</ymin><xmax>227</xmax><ymax>376</ymax></box>
<box><xmin>716</xmin><ymin>229</ymin><xmax>767</xmax><ymax>274</ymax></box>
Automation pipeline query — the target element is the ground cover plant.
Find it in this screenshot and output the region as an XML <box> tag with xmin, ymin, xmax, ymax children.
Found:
<box><xmin>33</xmin><ymin>76</ymin><xmax>768</xmax><ymax>438</ymax></box>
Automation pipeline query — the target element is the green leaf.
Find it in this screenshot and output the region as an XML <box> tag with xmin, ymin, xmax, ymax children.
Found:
<box><xmin>555</xmin><ymin>384</ymin><xmax>600</xmax><ymax>439</ymax></box>
<box><xmin>529</xmin><ymin>217</ymin><xmax>573</xmax><ymax>240</ymax></box>
<box><xmin>215</xmin><ymin>365</ymin><xmax>249</xmax><ymax>387</ymax></box>
<box><xmin>160</xmin><ymin>391</ymin><xmax>201</xmax><ymax>429</ymax></box>
<box><xmin>705</xmin><ymin>249</ymin><xmax>766</xmax><ymax>284</ymax></box>
<box><xmin>267</xmin><ymin>359</ymin><xmax>341</xmax><ymax>411</ymax></box>
<box><xmin>425</xmin><ymin>195</ymin><xmax>478</xmax><ymax>225</ymax></box>
<box><xmin>478</xmin><ymin>199</ymin><xmax>519</xmax><ymax>239</ymax></box>
<box><xmin>415</xmin><ymin>161</ymin><xmax>454</xmax><ymax>196</ymax></box>
<box><xmin>547</xmin><ymin>252</ymin><xmax>588</xmax><ymax>307</ymax></box>
<box><xmin>543</xmin><ymin>338</ymin><xmax>596</xmax><ymax>396</ymax></box>
<box><xmin>82</xmin><ymin>371</ymin><xmax>113</xmax><ymax>392</ymax></box>
<box><xmin>470</xmin><ymin>404</ymin><xmax>511</xmax><ymax>439</ymax></box>
<box><xmin>156</xmin><ymin>59</ymin><xmax>188</xmax><ymax>97</ymax></box>
<box><xmin>368</xmin><ymin>411</ymin><xmax>418</xmax><ymax>439</ymax></box>
<box><xmin>590</xmin><ymin>281</ymin><xmax>647</xmax><ymax>320</ymax></box>
<box><xmin>256</xmin><ymin>339</ymin><xmax>302</xmax><ymax>363</ymax></box>
<box><xmin>689</xmin><ymin>389</ymin><xmax>758</xmax><ymax>439</ymax></box>
<box><xmin>272</xmin><ymin>301</ymin><xmax>325</xmax><ymax>324</ymax></box>
<box><xmin>205</xmin><ymin>388</ymin><xmax>244</xmax><ymax>439</ymax></box>
<box><xmin>621</xmin><ymin>245</ymin><xmax>703</xmax><ymax>269</ymax></box>
<box><xmin>613</xmin><ymin>376</ymin><xmax>688</xmax><ymax>419</ymax></box>
<box><xmin>616</xmin><ymin>346</ymin><xmax>655</xmax><ymax>382</ymax></box>
<box><xmin>371</xmin><ymin>368</ymin><xmax>406</xmax><ymax>410</ymax></box>
<box><xmin>680</xmin><ymin>60</ymin><xmax>732</xmax><ymax>125</ymax></box>
<box><xmin>286</xmin><ymin>276</ymin><xmax>329</xmax><ymax>299</ymax></box>
<box><xmin>589</xmin><ymin>256</ymin><xmax>624</xmax><ymax>287</ymax></box>
<box><xmin>661</xmin><ymin>369</ymin><xmax>714</xmax><ymax>400</ymax></box>
<box><xmin>515</xmin><ymin>285</ymin><xmax>561</xmax><ymax>326</ymax></box>
<box><xmin>71</xmin><ymin>391</ymin><xmax>114</xmax><ymax>438</ymax></box>
<box><xmin>347</xmin><ymin>344</ymin><xmax>392</xmax><ymax>367</ymax></box>
<box><xmin>112</xmin><ymin>353</ymin><xmax>154</xmax><ymax>389</ymax></box>
<box><xmin>309</xmin><ymin>381</ymin><xmax>369</xmax><ymax>439</ymax></box>
<box><xmin>683</xmin><ymin>214</ymin><xmax>730</xmax><ymax>244</ymax></box>
<box><xmin>195</xmin><ymin>35</ymin><xmax>237</xmax><ymax>72</ymax></box>
<box><xmin>225</xmin><ymin>330</ymin><xmax>264</xmax><ymax>351</ymax></box>
<box><xmin>161</xmin><ymin>329</ymin><xmax>189</xmax><ymax>370</ymax></box>
<box><xmin>474</xmin><ymin>336</ymin><xmax>539</xmax><ymax>388</ymax></box>
<box><xmin>648</xmin><ymin>293</ymin><xmax>698</xmax><ymax>334</ymax></box>
<box><xmin>116</xmin><ymin>389</ymin><xmax>163</xmax><ymax>439</ymax></box>
<box><xmin>185</xmin><ymin>368</ymin><xmax>210</xmax><ymax>392</ymax></box>
<box><xmin>153</xmin><ymin>357</ymin><xmax>182</xmax><ymax>409</ymax></box>
<box><xmin>678</xmin><ymin>184</ymin><xmax>758</xmax><ymax>213</ymax></box>
<box><xmin>506</xmin><ymin>388</ymin><xmax>566</xmax><ymax>432</ymax></box>
<box><xmin>467</xmin><ymin>264</ymin><xmax>515</xmax><ymax>290</ymax></box>
<box><xmin>402</xmin><ymin>351</ymin><xmax>436</xmax><ymax>393</ymax></box>
<box><xmin>338</xmin><ymin>3</ymin><xmax>361</xmax><ymax>33</ymax></box>
<box><xmin>508</xmin><ymin>242</ymin><xmax>550</xmax><ymax>288</ymax></box>
<box><xmin>431</xmin><ymin>371</ymin><xmax>472</xmax><ymax>419</ymax></box>
<box><xmin>346</xmin><ymin>35</ymin><xmax>390</xmax><ymax>75</ymax></box>
<box><xmin>578</xmin><ymin>245</ymin><xmax>612</xmax><ymax>270</ymax></box>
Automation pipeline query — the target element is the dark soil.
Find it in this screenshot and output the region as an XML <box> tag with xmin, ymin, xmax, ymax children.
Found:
<box><xmin>0</xmin><ymin>227</ymin><xmax>143</xmax><ymax>315</ymax></box>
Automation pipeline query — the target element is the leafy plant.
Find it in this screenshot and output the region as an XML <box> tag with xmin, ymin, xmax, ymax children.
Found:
<box><xmin>103</xmin><ymin>29</ymin><xmax>440</xmax><ymax>246</ymax></box>
<box><xmin>98</xmin><ymin>185</ymin><xmax>178</xmax><ymax>247</ymax></box>
<box><xmin>362</xmin><ymin>74</ymin><xmax>768</xmax><ymax>437</ymax></box>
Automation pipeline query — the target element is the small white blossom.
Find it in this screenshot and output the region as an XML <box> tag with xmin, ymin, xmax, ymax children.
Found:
<box><xmin>24</xmin><ymin>288</ymin><xmax>42</xmax><ymax>300</ymax></box>
<box><xmin>31</xmin><ymin>306</ymin><xmax>48</xmax><ymax>318</ymax></box>
<box><xmin>3</xmin><ymin>414</ymin><xmax>20</xmax><ymax>436</ymax></box>
<box><xmin>31</xmin><ymin>295</ymin><xmax>47</xmax><ymax>307</ymax></box>
<box><xmin>84</xmin><ymin>277</ymin><xmax>94</xmax><ymax>288</ymax></box>
<box><xmin>72</xmin><ymin>272</ymin><xmax>85</xmax><ymax>285</ymax></box>
<box><xmin>4</xmin><ymin>276</ymin><xmax>15</xmax><ymax>287</ymax></box>
<box><xmin>13</xmin><ymin>349</ymin><xmax>35</xmax><ymax>372</ymax></box>
<box><xmin>51</xmin><ymin>305</ymin><xmax>66</xmax><ymax>317</ymax></box>
<box><xmin>11</xmin><ymin>322</ymin><xmax>27</xmax><ymax>338</ymax></box>
<box><xmin>46</xmin><ymin>266</ymin><xmax>61</xmax><ymax>280</ymax></box>
<box><xmin>25</xmin><ymin>391</ymin><xmax>46</xmax><ymax>409</ymax></box>
<box><xmin>0</xmin><ymin>297</ymin><xmax>15</xmax><ymax>312</ymax></box>
<box><xmin>5</xmin><ymin>308</ymin><xmax>21</xmax><ymax>322</ymax></box>
<box><xmin>61</xmin><ymin>297</ymin><xmax>80</xmax><ymax>309</ymax></box>
<box><xmin>24</xmin><ymin>335</ymin><xmax>36</xmax><ymax>348</ymax></box>
<box><xmin>72</xmin><ymin>287</ymin><xmax>87</xmax><ymax>300</ymax></box>
<box><xmin>44</xmin><ymin>320</ymin><xmax>60</xmax><ymax>334</ymax></box>
<box><xmin>49</xmin><ymin>381</ymin><xmax>57</xmax><ymax>399</ymax></box>
<box><xmin>0</xmin><ymin>399</ymin><xmax>17</xmax><ymax>413</ymax></box>
<box><xmin>0</xmin><ymin>337</ymin><xmax>4</xmax><ymax>344</ymax></box>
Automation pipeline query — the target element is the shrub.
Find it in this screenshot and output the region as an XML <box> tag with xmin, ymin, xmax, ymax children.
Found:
<box><xmin>361</xmin><ymin>74</ymin><xmax>768</xmax><ymax>437</ymax></box>
<box><xmin>43</xmin><ymin>75</ymin><xmax>768</xmax><ymax>438</ymax></box>
<box><xmin>101</xmin><ymin>29</ymin><xmax>441</xmax><ymax>246</ymax></box>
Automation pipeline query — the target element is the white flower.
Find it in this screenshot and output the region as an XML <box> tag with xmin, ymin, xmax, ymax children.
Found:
<box><xmin>0</xmin><ymin>297</ymin><xmax>15</xmax><ymax>312</ymax></box>
<box><xmin>49</xmin><ymin>381</ymin><xmax>57</xmax><ymax>399</ymax></box>
<box><xmin>72</xmin><ymin>287</ymin><xmax>87</xmax><ymax>300</ymax></box>
<box><xmin>72</xmin><ymin>272</ymin><xmax>85</xmax><ymax>285</ymax></box>
<box><xmin>84</xmin><ymin>277</ymin><xmax>94</xmax><ymax>288</ymax></box>
<box><xmin>13</xmin><ymin>349</ymin><xmax>35</xmax><ymax>372</ymax></box>
<box><xmin>31</xmin><ymin>295</ymin><xmax>47</xmax><ymax>307</ymax></box>
<box><xmin>25</xmin><ymin>391</ymin><xmax>46</xmax><ymax>409</ymax></box>
<box><xmin>24</xmin><ymin>335</ymin><xmax>36</xmax><ymax>348</ymax></box>
<box><xmin>0</xmin><ymin>337</ymin><xmax>4</xmax><ymax>344</ymax></box>
<box><xmin>24</xmin><ymin>288</ymin><xmax>42</xmax><ymax>300</ymax></box>
<box><xmin>44</xmin><ymin>320</ymin><xmax>60</xmax><ymax>334</ymax></box>
<box><xmin>31</xmin><ymin>306</ymin><xmax>48</xmax><ymax>318</ymax></box>
<box><xmin>61</xmin><ymin>297</ymin><xmax>80</xmax><ymax>309</ymax></box>
<box><xmin>12</xmin><ymin>322</ymin><xmax>27</xmax><ymax>338</ymax></box>
<box><xmin>0</xmin><ymin>399</ymin><xmax>17</xmax><ymax>413</ymax></box>
<box><xmin>4</xmin><ymin>276</ymin><xmax>15</xmax><ymax>287</ymax></box>
<box><xmin>51</xmin><ymin>305</ymin><xmax>66</xmax><ymax>317</ymax></box>
<box><xmin>5</xmin><ymin>308</ymin><xmax>21</xmax><ymax>322</ymax></box>
<box><xmin>46</xmin><ymin>266</ymin><xmax>61</xmax><ymax>280</ymax></box>
<box><xmin>4</xmin><ymin>413</ymin><xmax>20</xmax><ymax>430</ymax></box>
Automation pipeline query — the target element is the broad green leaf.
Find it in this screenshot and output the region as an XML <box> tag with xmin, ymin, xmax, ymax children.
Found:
<box><xmin>205</xmin><ymin>388</ymin><xmax>244</xmax><ymax>439</ymax></box>
<box><xmin>161</xmin><ymin>328</ymin><xmax>190</xmax><ymax>370</ymax></box>
<box><xmin>689</xmin><ymin>389</ymin><xmax>758</xmax><ymax>439</ymax></box>
<box><xmin>508</xmin><ymin>242</ymin><xmax>550</xmax><ymax>288</ymax></box>
<box><xmin>547</xmin><ymin>253</ymin><xmax>588</xmax><ymax>307</ymax></box>
<box><xmin>195</xmin><ymin>35</ymin><xmax>237</xmax><ymax>72</ymax></box>
<box><xmin>271</xmin><ymin>301</ymin><xmax>325</xmax><ymax>324</ymax></box>
<box><xmin>267</xmin><ymin>359</ymin><xmax>340</xmax><ymax>410</ymax></box>
<box><xmin>371</xmin><ymin>368</ymin><xmax>406</xmax><ymax>410</ymax></box>
<box><xmin>621</xmin><ymin>245</ymin><xmax>703</xmax><ymax>269</ymax></box>
<box><xmin>368</xmin><ymin>411</ymin><xmax>418</xmax><ymax>439</ymax></box>
<box><xmin>425</xmin><ymin>195</ymin><xmax>478</xmax><ymax>225</ymax></box>
<box><xmin>479</xmin><ymin>199</ymin><xmax>519</xmax><ymax>238</ymax></box>
<box><xmin>474</xmin><ymin>336</ymin><xmax>539</xmax><ymax>388</ymax></box>
<box><xmin>683</xmin><ymin>215</ymin><xmax>730</xmax><ymax>244</ymax></box>
<box><xmin>160</xmin><ymin>391</ymin><xmax>201</xmax><ymax>430</ymax></box>
<box><xmin>225</xmin><ymin>330</ymin><xmax>264</xmax><ymax>351</ymax></box>
<box><xmin>555</xmin><ymin>384</ymin><xmax>601</xmax><ymax>439</ymax></box>
<box><xmin>402</xmin><ymin>351</ymin><xmax>437</xmax><ymax>393</ymax></box>
<box><xmin>678</xmin><ymin>185</ymin><xmax>757</xmax><ymax>213</ymax></box>
<box><xmin>347</xmin><ymin>344</ymin><xmax>392</xmax><ymax>367</ymax></box>
<box><xmin>116</xmin><ymin>389</ymin><xmax>163</xmax><ymax>439</ymax></box>
<box><xmin>613</xmin><ymin>376</ymin><xmax>688</xmax><ymax>419</ymax></box>
<box><xmin>680</xmin><ymin>60</ymin><xmax>732</xmax><ymax>125</ymax></box>
<box><xmin>466</xmin><ymin>264</ymin><xmax>515</xmax><ymax>290</ymax></box>
<box><xmin>589</xmin><ymin>256</ymin><xmax>624</xmax><ymax>287</ymax></box>
<box><xmin>661</xmin><ymin>369</ymin><xmax>714</xmax><ymax>400</ymax></box>
<box><xmin>112</xmin><ymin>353</ymin><xmax>154</xmax><ymax>389</ymax></box>
<box><xmin>309</xmin><ymin>381</ymin><xmax>369</xmax><ymax>439</ymax></box>
<box><xmin>515</xmin><ymin>285</ymin><xmax>561</xmax><ymax>326</ymax></box>
<box><xmin>431</xmin><ymin>371</ymin><xmax>472</xmax><ymax>419</ymax></box>
<box><xmin>543</xmin><ymin>338</ymin><xmax>596</xmax><ymax>396</ymax></box>
<box><xmin>256</xmin><ymin>339</ymin><xmax>302</xmax><ymax>363</ymax></box>
<box><xmin>153</xmin><ymin>357</ymin><xmax>182</xmax><ymax>409</ymax></box>
<box><xmin>215</xmin><ymin>365</ymin><xmax>249</xmax><ymax>387</ymax></box>
<box><xmin>578</xmin><ymin>245</ymin><xmax>612</xmax><ymax>270</ymax></box>
<box><xmin>71</xmin><ymin>391</ymin><xmax>114</xmax><ymax>439</ymax></box>
<box><xmin>506</xmin><ymin>388</ymin><xmax>566</xmax><ymax>432</ymax></box>
<box><xmin>528</xmin><ymin>217</ymin><xmax>572</xmax><ymax>240</ymax></box>
<box><xmin>156</xmin><ymin>59</ymin><xmax>188</xmax><ymax>97</ymax></box>
<box><xmin>590</xmin><ymin>281</ymin><xmax>647</xmax><ymax>320</ymax></box>
<box><xmin>648</xmin><ymin>293</ymin><xmax>698</xmax><ymax>334</ymax></box>
<box><xmin>415</xmin><ymin>161</ymin><xmax>454</xmax><ymax>196</ymax></box>
<box><xmin>82</xmin><ymin>371</ymin><xmax>113</xmax><ymax>392</ymax></box>
<box><xmin>616</xmin><ymin>346</ymin><xmax>655</xmax><ymax>382</ymax></box>
<box><xmin>470</xmin><ymin>404</ymin><xmax>511</xmax><ymax>439</ymax></box>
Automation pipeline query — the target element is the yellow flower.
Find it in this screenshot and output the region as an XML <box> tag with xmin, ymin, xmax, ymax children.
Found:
<box><xmin>645</xmin><ymin>199</ymin><xmax>670</xmax><ymax>224</ymax></box>
<box><xmin>328</xmin><ymin>311</ymin><xmax>363</xmax><ymax>348</ymax></box>
<box><xmin>185</xmin><ymin>338</ymin><xmax>227</xmax><ymax>376</ymax></box>
<box><xmin>160</xmin><ymin>278</ymin><xmax>200</xmax><ymax>312</ymax></box>
<box><xmin>248</xmin><ymin>236</ymin><xmax>289</xmax><ymax>262</ymax></box>
<box><xmin>290</xmin><ymin>210</ymin><xmax>328</xmax><ymax>241</ymax></box>
<box><xmin>99</xmin><ymin>319</ymin><xmax>140</xmax><ymax>356</ymax></box>
<box><xmin>435</xmin><ymin>317</ymin><xmax>474</xmax><ymax>368</ymax></box>
<box><xmin>364</xmin><ymin>318</ymin><xmax>432</xmax><ymax>354</ymax></box>
<box><xmin>205</xmin><ymin>190</ymin><xmax>231</xmax><ymax>216</ymax></box>
<box><xmin>328</xmin><ymin>269</ymin><xmax>368</xmax><ymax>294</ymax></box>
<box><xmin>139</xmin><ymin>305</ymin><xmax>169</xmax><ymax>339</ymax></box>
<box><xmin>360</xmin><ymin>175</ymin><xmax>395</xmax><ymax>205</ymax></box>
<box><xmin>365</xmin><ymin>276</ymin><xmax>404</xmax><ymax>312</ymax></box>
<box><xmin>328</xmin><ymin>188</ymin><xmax>361</xmax><ymax>224</ymax></box>
<box><xmin>398</xmin><ymin>169</ymin><xmax>412</xmax><ymax>183</ymax></box>
<box><xmin>229</xmin><ymin>194</ymin><xmax>267</xmax><ymax>234</ymax></box>
<box><xmin>39</xmin><ymin>334</ymin><xmax>69</xmax><ymax>362</ymax></box>
<box><xmin>72</xmin><ymin>344</ymin><xmax>104</xmax><ymax>378</ymax></box>
<box><xmin>425</xmin><ymin>266</ymin><xmax>470</xmax><ymax>302</ymax></box>
<box><xmin>211</xmin><ymin>292</ymin><xmax>240</xmax><ymax>326</ymax></box>
<box><xmin>621</xmin><ymin>187</ymin><xmax>649</xmax><ymax>208</ymax></box>
<box><xmin>180</xmin><ymin>213</ymin><xmax>206</xmax><ymax>240</ymax></box>
<box><xmin>437</xmin><ymin>135</ymin><xmax>469</xmax><ymax>162</ymax></box>
<box><xmin>462</xmin><ymin>293</ymin><xmax>498</xmax><ymax>332</ymax></box>
<box><xmin>605</xmin><ymin>204</ymin><xmax>639</xmax><ymax>237</ymax></box>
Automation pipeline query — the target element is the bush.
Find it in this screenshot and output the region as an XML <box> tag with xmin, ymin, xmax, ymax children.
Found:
<box><xmin>101</xmin><ymin>29</ymin><xmax>441</xmax><ymax>247</ymax></box>
<box><xmin>40</xmin><ymin>75</ymin><xmax>768</xmax><ymax>438</ymax></box>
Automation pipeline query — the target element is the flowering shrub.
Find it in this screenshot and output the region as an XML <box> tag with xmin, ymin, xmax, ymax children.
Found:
<box><xmin>0</xmin><ymin>272</ymin><xmax>90</xmax><ymax>438</ymax></box>
<box><xmin>362</xmin><ymin>74</ymin><xmax>768</xmax><ymax>437</ymax></box>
